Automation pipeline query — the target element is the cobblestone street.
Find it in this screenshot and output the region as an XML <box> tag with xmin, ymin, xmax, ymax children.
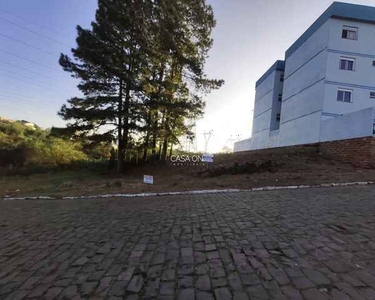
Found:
<box><xmin>1</xmin><ymin>185</ymin><xmax>375</xmax><ymax>299</ymax></box>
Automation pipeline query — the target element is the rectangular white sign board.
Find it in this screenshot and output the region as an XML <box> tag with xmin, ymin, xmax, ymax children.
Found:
<box><xmin>143</xmin><ymin>175</ymin><xmax>154</xmax><ymax>184</ymax></box>
<box><xmin>202</xmin><ymin>154</ymin><xmax>214</xmax><ymax>163</ymax></box>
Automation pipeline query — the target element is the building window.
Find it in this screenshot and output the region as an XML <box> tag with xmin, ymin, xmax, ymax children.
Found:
<box><xmin>278</xmin><ymin>93</ymin><xmax>282</xmax><ymax>101</ymax></box>
<box><xmin>342</xmin><ymin>26</ymin><xmax>358</xmax><ymax>40</ymax></box>
<box><xmin>339</xmin><ymin>57</ymin><xmax>355</xmax><ymax>71</ymax></box>
<box><xmin>280</xmin><ymin>74</ymin><xmax>284</xmax><ymax>82</ymax></box>
<box><xmin>337</xmin><ymin>89</ymin><xmax>352</xmax><ymax>103</ymax></box>
<box><xmin>276</xmin><ymin>113</ymin><xmax>281</xmax><ymax>121</ymax></box>
<box><xmin>370</xmin><ymin>92</ymin><xmax>375</xmax><ymax>99</ymax></box>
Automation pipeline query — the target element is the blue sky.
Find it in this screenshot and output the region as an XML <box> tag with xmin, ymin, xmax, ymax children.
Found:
<box><xmin>0</xmin><ymin>0</ymin><xmax>97</xmax><ymax>128</ymax></box>
<box><xmin>1</xmin><ymin>0</ymin><xmax>375</xmax><ymax>152</ymax></box>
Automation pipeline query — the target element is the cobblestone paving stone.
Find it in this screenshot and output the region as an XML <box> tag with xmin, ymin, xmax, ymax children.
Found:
<box><xmin>1</xmin><ymin>185</ymin><xmax>375</xmax><ymax>299</ymax></box>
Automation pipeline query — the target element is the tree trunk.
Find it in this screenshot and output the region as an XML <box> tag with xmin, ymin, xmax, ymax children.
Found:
<box><xmin>161</xmin><ymin>115</ymin><xmax>169</xmax><ymax>161</ymax></box>
<box><xmin>151</xmin><ymin>114</ymin><xmax>158</xmax><ymax>157</ymax></box>
<box><xmin>161</xmin><ymin>138</ymin><xmax>169</xmax><ymax>161</ymax></box>
<box><xmin>123</xmin><ymin>81</ymin><xmax>131</xmax><ymax>157</ymax></box>
<box><xmin>161</xmin><ymin>134</ymin><xmax>169</xmax><ymax>161</ymax></box>
<box><xmin>169</xmin><ymin>143</ymin><xmax>173</xmax><ymax>158</ymax></box>
<box><xmin>158</xmin><ymin>140</ymin><xmax>163</xmax><ymax>160</ymax></box>
<box><xmin>143</xmin><ymin>112</ymin><xmax>152</xmax><ymax>161</ymax></box>
<box><xmin>117</xmin><ymin>79</ymin><xmax>124</xmax><ymax>172</ymax></box>
<box><xmin>152</xmin><ymin>66</ymin><xmax>164</xmax><ymax>158</ymax></box>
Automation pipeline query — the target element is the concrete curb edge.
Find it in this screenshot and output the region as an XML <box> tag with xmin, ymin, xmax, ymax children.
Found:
<box><xmin>2</xmin><ymin>181</ymin><xmax>374</xmax><ymax>201</ymax></box>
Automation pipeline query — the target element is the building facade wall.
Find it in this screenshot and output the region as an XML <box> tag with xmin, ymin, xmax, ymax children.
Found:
<box><xmin>253</xmin><ymin>70</ymin><xmax>277</xmax><ymax>136</ymax></box>
<box><xmin>270</xmin><ymin>70</ymin><xmax>284</xmax><ymax>131</ymax></box>
<box><xmin>284</xmin><ymin>20</ymin><xmax>330</xmax><ymax>78</ymax></box>
<box><xmin>234</xmin><ymin>3</ymin><xmax>375</xmax><ymax>153</ymax></box>
<box><xmin>233</xmin><ymin>138</ymin><xmax>252</xmax><ymax>152</ymax></box>
<box><xmin>250</xmin><ymin>64</ymin><xmax>285</xmax><ymax>150</ymax></box>
<box><xmin>278</xmin><ymin>21</ymin><xmax>330</xmax><ymax>147</ymax></box>
<box><xmin>328</xmin><ymin>18</ymin><xmax>375</xmax><ymax>56</ymax></box>
<box><xmin>250</xmin><ymin>130</ymin><xmax>270</xmax><ymax>150</ymax></box>
<box><xmin>323</xmin><ymin>18</ymin><xmax>375</xmax><ymax>120</ymax></box>
<box><xmin>268</xmin><ymin>130</ymin><xmax>280</xmax><ymax>148</ymax></box>
<box><xmin>320</xmin><ymin>107</ymin><xmax>374</xmax><ymax>142</ymax></box>
<box><xmin>252</xmin><ymin>110</ymin><xmax>272</xmax><ymax>134</ymax></box>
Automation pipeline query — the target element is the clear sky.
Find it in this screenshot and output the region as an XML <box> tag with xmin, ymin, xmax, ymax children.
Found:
<box><xmin>1</xmin><ymin>0</ymin><xmax>374</xmax><ymax>153</ymax></box>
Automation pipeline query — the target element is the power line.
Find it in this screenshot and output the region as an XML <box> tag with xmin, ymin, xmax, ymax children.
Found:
<box><xmin>0</xmin><ymin>90</ymin><xmax>61</xmax><ymax>109</ymax></box>
<box><xmin>0</xmin><ymin>78</ymin><xmax>78</xmax><ymax>106</ymax></box>
<box><xmin>0</xmin><ymin>90</ymin><xmax>64</xmax><ymax>109</ymax></box>
<box><xmin>0</xmin><ymin>16</ymin><xmax>70</xmax><ymax>48</ymax></box>
<box><xmin>0</xmin><ymin>90</ymin><xmax>38</xmax><ymax>100</ymax></box>
<box><xmin>0</xmin><ymin>32</ymin><xmax>58</xmax><ymax>56</ymax></box>
<box><xmin>0</xmin><ymin>60</ymin><xmax>53</xmax><ymax>78</ymax></box>
<box><xmin>0</xmin><ymin>8</ymin><xmax>63</xmax><ymax>36</ymax></box>
<box><xmin>0</xmin><ymin>68</ymin><xmax>59</xmax><ymax>88</ymax></box>
<box><xmin>0</xmin><ymin>49</ymin><xmax>57</xmax><ymax>70</ymax></box>
<box><xmin>0</xmin><ymin>94</ymin><xmax>57</xmax><ymax>110</ymax></box>
<box><xmin>0</xmin><ymin>71</ymin><xmax>61</xmax><ymax>94</ymax></box>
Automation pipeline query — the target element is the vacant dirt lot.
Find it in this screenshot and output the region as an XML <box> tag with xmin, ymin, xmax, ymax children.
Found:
<box><xmin>1</xmin><ymin>147</ymin><xmax>374</xmax><ymax>198</ymax></box>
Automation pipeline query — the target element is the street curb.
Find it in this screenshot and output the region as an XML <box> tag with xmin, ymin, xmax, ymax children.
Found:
<box><xmin>2</xmin><ymin>181</ymin><xmax>374</xmax><ymax>200</ymax></box>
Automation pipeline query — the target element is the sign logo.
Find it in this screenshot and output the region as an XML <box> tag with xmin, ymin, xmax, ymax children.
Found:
<box><xmin>170</xmin><ymin>154</ymin><xmax>214</xmax><ymax>165</ymax></box>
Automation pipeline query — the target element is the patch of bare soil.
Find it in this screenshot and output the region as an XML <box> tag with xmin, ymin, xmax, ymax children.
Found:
<box><xmin>1</xmin><ymin>148</ymin><xmax>374</xmax><ymax>198</ymax></box>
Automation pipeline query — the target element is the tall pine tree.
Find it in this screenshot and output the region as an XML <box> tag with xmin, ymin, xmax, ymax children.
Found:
<box><xmin>58</xmin><ymin>0</ymin><xmax>224</xmax><ymax>168</ymax></box>
<box><xmin>58</xmin><ymin>0</ymin><xmax>151</xmax><ymax>171</ymax></box>
<box><xmin>141</xmin><ymin>0</ymin><xmax>224</xmax><ymax>160</ymax></box>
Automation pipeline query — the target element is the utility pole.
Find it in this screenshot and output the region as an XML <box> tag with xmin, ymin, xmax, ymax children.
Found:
<box><xmin>192</xmin><ymin>121</ymin><xmax>198</xmax><ymax>152</ymax></box>
<box><xmin>203</xmin><ymin>130</ymin><xmax>213</xmax><ymax>153</ymax></box>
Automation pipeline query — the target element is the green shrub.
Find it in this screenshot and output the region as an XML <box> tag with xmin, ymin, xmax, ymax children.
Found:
<box><xmin>25</xmin><ymin>138</ymin><xmax>87</xmax><ymax>167</ymax></box>
<box><xmin>0</xmin><ymin>120</ymin><xmax>106</xmax><ymax>174</ymax></box>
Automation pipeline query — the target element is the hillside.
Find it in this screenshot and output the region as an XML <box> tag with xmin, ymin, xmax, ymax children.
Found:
<box><xmin>0</xmin><ymin>117</ymin><xmax>92</xmax><ymax>170</ymax></box>
<box><xmin>1</xmin><ymin>145</ymin><xmax>374</xmax><ymax>198</ymax></box>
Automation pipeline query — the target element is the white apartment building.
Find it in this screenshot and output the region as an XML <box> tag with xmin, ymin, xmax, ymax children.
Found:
<box><xmin>235</xmin><ymin>1</ymin><xmax>375</xmax><ymax>152</ymax></box>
